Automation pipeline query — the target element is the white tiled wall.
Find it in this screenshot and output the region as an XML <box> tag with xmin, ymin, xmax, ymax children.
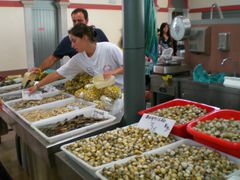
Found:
<box><xmin>189</xmin><ymin>0</ymin><xmax>240</xmax><ymax>9</ymax></box>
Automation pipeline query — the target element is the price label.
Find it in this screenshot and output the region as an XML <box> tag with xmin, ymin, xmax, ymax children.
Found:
<box><xmin>138</xmin><ymin>114</ymin><xmax>175</xmax><ymax>137</ymax></box>
<box><xmin>22</xmin><ymin>90</ymin><xmax>43</xmax><ymax>100</ymax></box>
<box><xmin>92</xmin><ymin>109</ymin><xmax>107</xmax><ymax>119</ymax></box>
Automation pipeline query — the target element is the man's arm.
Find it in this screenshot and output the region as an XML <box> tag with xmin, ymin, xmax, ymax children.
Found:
<box><xmin>39</xmin><ymin>55</ymin><xmax>59</xmax><ymax>71</ymax></box>
<box><xmin>31</xmin><ymin>55</ymin><xmax>59</xmax><ymax>73</ymax></box>
<box><xmin>31</xmin><ymin>36</ymin><xmax>75</xmax><ymax>73</ymax></box>
<box><xmin>39</xmin><ymin>36</ymin><xmax>72</xmax><ymax>71</ymax></box>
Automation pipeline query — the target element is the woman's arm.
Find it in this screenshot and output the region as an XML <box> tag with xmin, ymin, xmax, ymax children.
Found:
<box><xmin>28</xmin><ymin>72</ymin><xmax>64</xmax><ymax>94</ymax></box>
<box><xmin>103</xmin><ymin>66</ymin><xmax>123</xmax><ymax>79</ymax></box>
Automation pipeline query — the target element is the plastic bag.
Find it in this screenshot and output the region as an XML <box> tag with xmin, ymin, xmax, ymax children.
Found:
<box><xmin>193</xmin><ymin>64</ymin><xmax>225</xmax><ymax>84</ymax></box>
<box><xmin>93</xmin><ymin>74</ymin><xmax>115</xmax><ymax>89</ymax></box>
<box><xmin>160</xmin><ymin>48</ymin><xmax>173</xmax><ymax>60</ymax></box>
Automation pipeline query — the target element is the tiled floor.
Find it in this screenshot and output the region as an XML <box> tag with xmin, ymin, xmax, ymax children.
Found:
<box><xmin>0</xmin><ymin>131</ymin><xmax>30</xmax><ymax>180</ymax></box>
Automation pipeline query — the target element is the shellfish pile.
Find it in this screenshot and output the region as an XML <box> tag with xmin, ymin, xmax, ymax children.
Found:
<box><xmin>194</xmin><ymin>118</ymin><xmax>240</xmax><ymax>142</ymax></box>
<box><xmin>12</xmin><ymin>94</ymin><xmax>68</xmax><ymax>110</ymax></box>
<box><xmin>21</xmin><ymin>102</ymin><xmax>88</xmax><ymax>122</ymax></box>
<box><xmin>101</xmin><ymin>144</ymin><xmax>239</xmax><ymax>180</ymax></box>
<box><xmin>66</xmin><ymin>126</ymin><xmax>176</xmax><ymax>167</ymax></box>
<box><xmin>39</xmin><ymin>114</ymin><xmax>107</xmax><ymax>137</ymax></box>
<box><xmin>150</xmin><ymin>105</ymin><xmax>207</xmax><ymax>125</ymax></box>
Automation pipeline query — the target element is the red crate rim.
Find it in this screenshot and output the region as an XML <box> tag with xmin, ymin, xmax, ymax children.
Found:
<box><xmin>138</xmin><ymin>98</ymin><xmax>219</xmax><ymax>128</ymax></box>
<box><xmin>187</xmin><ymin>109</ymin><xmax>240</xmax><ymax>148</ymax></box>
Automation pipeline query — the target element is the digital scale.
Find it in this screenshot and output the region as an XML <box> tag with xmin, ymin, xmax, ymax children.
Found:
<box><xmin>153</xmin><ymin>16</ymin><xmax>191</xmax><ymax>75</ymax></box>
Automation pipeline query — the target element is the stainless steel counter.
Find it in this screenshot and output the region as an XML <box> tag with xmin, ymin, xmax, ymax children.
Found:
<box><xmin>1</xmin><ymin>106</ymin><xmax>117</xmax><ymax>164</ymax></box>
<box><xmin>0</xmin><ymin>104</ymin><xmax>122</xmax><ymax>180</ymax></box>
<box><xmin>150</xmin><ymin>75</ymin><xmax>240</xmax><ymax>110</ymax></box>
<box><xmin>153</xmin><ymin>63</ymin><xmax>191</xmax><ymax>75</ymax></box>
<box><xmin>55</xmin><ymin>151</ymin><xmax>98</xmax><ymax>180</ymax></box>
<box><xmin>178</xmin><ymin>77</ymin><xmax>240</xmax><ymax>110</ymax></box>
<box><xmin>150</xmin><ymin>74</ymin><xmax>189</xmax><ymax>106</ymax></box>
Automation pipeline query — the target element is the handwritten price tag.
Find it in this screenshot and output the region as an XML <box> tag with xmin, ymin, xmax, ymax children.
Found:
<box><xmin>137</xmin><ymin>114</ymin><xmax>176</xmax><ymax>137</ymax></box>
<box><xmin>92</xmin><ymin>109</ymin><xmax>107</xmax><ymax>119</ymax></box>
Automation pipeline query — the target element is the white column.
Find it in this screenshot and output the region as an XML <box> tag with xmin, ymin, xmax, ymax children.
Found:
<box><xmin>55</xmin><ymin>1</ymin><xmax>70</xmax><ymax>41</ymax></box>
<box><xmin>168</xmin><ymin>8</ymin><xmax>175</xmax><ymax>24</ymax></box>
<box><xmin>21</xmin><ymin>0</ymin><xmax>35</xmax><ymax>69</ymax></box>
<box><xmin>183</xmin><ymin>8</ymin><xmax>189</xmax><ymax>18</ymax></box>
<box><xmin>55</xmin><ymin>1</ymin><xmax>70</xmax><ymax>66</ymax></box>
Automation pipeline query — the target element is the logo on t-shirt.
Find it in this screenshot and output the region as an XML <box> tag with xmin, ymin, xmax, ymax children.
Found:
<box><xmin>103</xmin><ymin>64</ymin><xmax>112</xmax><ymax>72</ymax></box>
<box><xmin>86</xmin><ymin>67</ymin><xmax>95</xmax><ymax>76</ymax></box>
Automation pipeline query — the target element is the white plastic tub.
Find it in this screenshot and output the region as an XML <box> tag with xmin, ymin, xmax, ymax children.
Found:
<box><xmin>0</xmin><ymin>91</ymin><xmax>22</xmax><ymax>102</ymax></box>
<box><xmin>0</xmin><ymin>83</ymin><xmax>22</xmax><ymax>95</ymax></box>
<box><xmin>16</xmin><ymin>98</ymin><xmax>95</xmax><ymax>125</ymax></box>
<box><xmin>223</xmin><ymin>76</ymin><xmax>240</xmax><ymax>89</ymax></box>
<box><xmin>60</xmin><ymin>125</ymin><xmax>182</xmax><ymax>177</ymax></box>
<box><xmin>5</xmin><ymin>91</ymin><xmax>74</xmax><ymax>112</ymax></box>
<box><xmin>31</xmin><ymin>107</ymin><xmax>116</xmax><ymax>143</ymax></box>
<box><xmin>96</xmin><ymin>139</ymin><xmax>240</xmax><ymax>180</ymax></box>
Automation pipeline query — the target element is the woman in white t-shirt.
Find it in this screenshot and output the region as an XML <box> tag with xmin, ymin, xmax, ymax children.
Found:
<box><xmin>28</xmin><ymin>23</ymin><xmax>124</xmax><ymax>94</ymax></box>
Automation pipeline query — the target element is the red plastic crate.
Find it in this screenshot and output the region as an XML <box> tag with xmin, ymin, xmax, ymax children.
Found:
<box><xmin>187</xmin><ymin>109</ymin><xmax>240</xmax><ymax>158</ymax></box>
<box><xmin>138</xmin><ymin>98</ymin><xmax>219</xmax><ymax>138</ymax></box>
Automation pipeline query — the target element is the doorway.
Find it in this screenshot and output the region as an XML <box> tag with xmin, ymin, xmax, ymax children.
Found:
<box><xmin>32</xmin><ymin>1</ymin><xmax>59</xmax><ymax>69</ymax></box>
